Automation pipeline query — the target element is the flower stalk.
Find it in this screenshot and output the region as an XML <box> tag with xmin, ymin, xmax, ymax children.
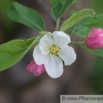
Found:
<box><xmin>56</xmin><ymin>19</ymin><xmax>60</xmax><ymax>31</ymax></box>
<box><xmin>69</xmin><ymin>41</ymin><xmax>86</xmax><ymax>45</ymax></box>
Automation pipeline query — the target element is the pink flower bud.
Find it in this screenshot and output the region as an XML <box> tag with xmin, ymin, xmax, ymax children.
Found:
<box><xmin>27</xmin><ymin>60</ymin><xmax>46</xmax><ymax>76</ymax></box>
<box><xmin>86</xmin><ymin>28</ymin><xmax>103</xmax><ymax>49</ymax></box>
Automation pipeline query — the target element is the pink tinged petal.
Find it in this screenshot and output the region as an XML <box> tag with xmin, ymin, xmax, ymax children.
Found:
<box><xmin>86</xmin><ymin>35</ymin><xmax>103</xmax><ymax>49</ymax></box>
<box><xmin>35</xmin><ymin>65</ymin><xmax>46</xmax><ymax>76</ymax></box>
<box><xmin>27</xmin><ymin>60</ymin><xmax>36</xmax><ymax>73</ymax></box>
<box><xmin>26</xmin><ymin>60</ymin><xmax>46</xmax><ymax>76</ymax></box>
<box><xmin>33</xmin><ymin>44</ymin><xmax>50</xmax><ymax>65</ymax></box>
<box><xmin>39</xmin><ymin>34</ymin><xmax>53</xmax><ymax>55</ymax></box>
<box><xmin>53</xmin><ymin>31</ymin><xmax>71</xmax><ymax>50</ymax></box>
<box><xmin>45</xmin><ymin>56</ymin><xmax>63</xmax><ymax>78</ymax></box>
<box><xmin>89</xmin><ymin>28</ymin><xmax>103</xmax><ymax>37</ymax></box>
<box><xmin>86</xmin><ymin>28</ymin><xmax>103</xmax><ymax>49</ymax></box>
<box><xmin>59</xmin><ymin>46</ymin><xmax>76</xmax><ymax>65</ymax></box>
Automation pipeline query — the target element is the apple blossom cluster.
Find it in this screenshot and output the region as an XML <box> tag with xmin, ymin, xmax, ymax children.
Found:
<box><xmin>27</xmin><ymin>28</ymin><xmax>103</xmax><ymax>78</ymax></box>
<box><xmin>1</xmin><ymin>1</ymin><xmax>103</xmax><ymax>79</ymax></box>
<box><xmin>27</xmin><ymin>31</ymin><xmax>76</xmax><ymax>78</ymax></box>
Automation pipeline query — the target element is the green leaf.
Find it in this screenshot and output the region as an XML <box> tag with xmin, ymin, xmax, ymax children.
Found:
<box><xmin>51</xmin><ymin>0</ymin><xmax>79</xmax><ymax>19</ymax></box>
<box><xmin>0</xmin><ymin>0</ymin><xmax>15</xmax><ymax>33</ymax></box>
<box><xmin>68</xmin><ymin>14</ymin><xmax>103</xmax><ymax>37</ymax></box>
<box><xmin>67</xmin><ymin>9</ymin><xmax>77</xmax><ymax>19</ymax></box>
<box><xmin>0</xmin><ymin>34</ymin><xmax>43</xmax><ymax>71</ymax></box>
<box><xmin>80</xmin><ymin>45</ymin><xmax>103</xmax><ymax>57</ymax></box>
<box><xmin>60</xmin><ymin>9</ymin><xmax>95</xmax><ymax>31</ymax></box>
<box><xmin>27</xmin><ymin>34</ymin><xmax>43</xmax><ymax>49</ymax></box>
<box><xmin>50</xmin><ymin>0</ymin><xmax>59</xmax><ymax>6</ymax></box>
<box><xmin>7</xmin><ymin>2</ymin><xmax>45</xmax><ymax>31</ymax></box>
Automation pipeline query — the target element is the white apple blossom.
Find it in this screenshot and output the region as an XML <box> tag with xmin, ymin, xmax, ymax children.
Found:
<box><xmin>33</xmin><ymin>31</ymin><xmax>76</xmax><ymax>78</ymax></box>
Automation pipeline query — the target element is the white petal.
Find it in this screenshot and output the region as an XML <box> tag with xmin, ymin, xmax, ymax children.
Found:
<box><xmin>39</xmin><ymin>34</ymin><xmax>53</xmax><ymax>55</ymax></box>
<box><xmin>45</xmin><ymin>56</ymin><xmax>63</xmax><ymax>78</ymax></box>
<box><xmin>53</xmin><ymin>31</ymin><xmax>71</xmax><ymax>50</ymax></box>
<box><xmin>33</xmin><ymin>44</ymin><xmax>50</xmax><ymax>65</ymax></box>
<box><xmin>59</xmin><ymin>46</ymin><xmax>76</xmax><ymax>65</ymax></box>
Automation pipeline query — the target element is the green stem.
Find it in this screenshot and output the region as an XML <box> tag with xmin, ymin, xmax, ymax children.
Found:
<box><xmin>56</xmin><ymin>19</ymin><xmax>60</xmax><ymax>31</ymax></box>
<box><xmin>69</xmin><ymin>41</ymin><xmax>86</xmax><ymax>45</ymax></box>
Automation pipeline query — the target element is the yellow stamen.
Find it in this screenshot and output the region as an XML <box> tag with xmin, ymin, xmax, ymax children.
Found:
<box><xmin>46</xmin><ymin>49</ymin><xmax>49</xmax><ymax>52</ymax></box>
<box><xmin>58</xmin><ymin>48</ymin><xmax>61</xmax><ymax>51</ymax></box>
<box><xmin>54</xmin><ymin>43</ymin><xmax>56</xmax><ymax>45</ymax></box>
<box><xmin>52</xmin><ymin>54</ymin><xmax>54</xmax><ymax>57</ymax></box>
<box><xmin>57</xmin><ymin>52</ymin><xmax>59</xmax><ymax>55</ymax></box>
<box><xmin>56</xmin><ymin>47</ymin><xmax>59</xmax><ymax>51</ymax></box>
<box><xmin>50</xmin><ymin>44</ymin><xmax>53</xmax><ymax>46</ymax></box>
<box><xmin>46</xmin><ymin>46</ymin><xmax>48</xmax><ymax>48</ymax></box>
<box><xmin>49</xmin><ymin>43</ymin><xmax>61</xmax><ymax>57</ymax></box>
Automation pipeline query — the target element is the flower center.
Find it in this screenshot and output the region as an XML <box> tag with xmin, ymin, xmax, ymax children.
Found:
<box><xmin>46</xmin><ymin>43</ymin><xmax>61</xmax><ymax>57</ymax></box>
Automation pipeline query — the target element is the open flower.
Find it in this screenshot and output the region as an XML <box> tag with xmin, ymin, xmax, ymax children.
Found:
<box><xmin>33</xmin><ymin>31</ymin><xmax>76</xmax><ymax>78</ymax></box>
<box><xmin>27</xmin><ymin>60</ymin><xmax>46</xmax><ymax>76</ymax></box>
<box><xmin>86</xmin><ymin>28</ymin><xmax>103</xmax><ymax>49</ymax></box>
